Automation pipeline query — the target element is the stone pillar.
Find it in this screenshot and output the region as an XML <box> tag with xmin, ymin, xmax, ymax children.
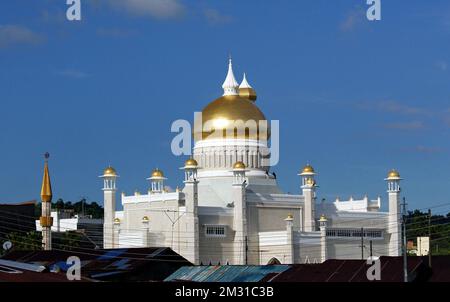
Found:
<box><xmin>285</xmin><ymin>214</ymin><xmax>295</xmax><ymax>264</ymax></box>
<box><xmin>100</xmin><ymin>166</ymin><xmax>118</xmax><ymax>249</ymax></box>
<box><xmin>232</xmin><ymin>162</ymin><xmax>247</xmax><ymax>265</ymax></box>
<box><xmin>299</xmin><ymin>165</ymin><xmax>317</xmax><ymax>232</ymax></box>
<box><xmin>319</xmin><ymin>215</ymin><xmax>328</xmax><ymax>263</ymax></box>
<box><xmin>183</xmin><ymin>159</ymin><xmax>200</xmax><ymax>265</ymax></box>
<box><xmin>385</xmin><ymin>169</ymin><xmax>402</xmax><ymax>257</ymax></box>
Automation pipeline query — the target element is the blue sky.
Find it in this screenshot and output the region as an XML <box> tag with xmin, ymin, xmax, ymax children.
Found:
<box><xmin>1</xmin><ymin>0</ymin><xmax>450</xmax><ymax>212</ymax></box>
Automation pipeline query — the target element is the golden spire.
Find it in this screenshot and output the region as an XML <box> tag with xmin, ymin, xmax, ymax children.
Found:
<box><xmin>40</xmin><ymin>152</ymin><xmax>52</xmax><ymax>203</ymax></box>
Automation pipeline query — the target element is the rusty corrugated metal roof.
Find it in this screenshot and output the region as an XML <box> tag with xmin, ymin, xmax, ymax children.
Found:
<box><xmin>2</xmin><ymin>247</ymin><xmax>191</xmax><ymax>281</ymax></box>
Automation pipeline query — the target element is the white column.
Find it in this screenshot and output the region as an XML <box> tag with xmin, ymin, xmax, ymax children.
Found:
<box><xmin>388</xmin><ymin>188</ymin><xmax>401</xmax><ymax>256</ymax></box>
<box><xmin>303</xmin><ymin>187</ymin><xmax>315</xmax><ymax>232</ymax></box>
<box><xmin>285</xmin><ymin>215</ymin><xmax>294</xmax><ymax>264</ymax></box>
<box><xmin>103</xmin><ymin>180</ymin><xmax>116</xmax><ymax>249</ymax></box>
<box><xmin>233</xmin><ymin>173</ymin><xmax>247</xmax><ymax>265</ymax></box>
<box><xmin>41</xmin><ymin>201</ymin><xmax>52</xmax><ymax>250</ymax></box>
<box><xmin>184</xmin><ymin>175</ymin><xmax>200</xmax><ymax>265</ymax></box>
<box><xmin>319</xmin><ymin>216</ymin><xmax>328</xmax><ymax>263</ymax></box>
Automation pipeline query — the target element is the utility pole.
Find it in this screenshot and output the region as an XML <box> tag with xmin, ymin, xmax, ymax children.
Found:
<box><xmin>402</xmin><ymin>197</ymin><xmax>408</xmax><ymax>283</ymax></box>
<box><xmin>370</xmin><ymin>240</ymin><xmax>373</xmax><ymax>257</ymax></box>
<box><xmin>428</xmin><ymin>209</ymin><xmax>432</xmax><ymax>268</ymax></box>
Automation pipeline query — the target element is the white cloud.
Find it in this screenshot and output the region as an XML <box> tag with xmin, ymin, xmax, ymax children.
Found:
<box><xmin>356</xmin><ymin>100</ymin><xmax>432</xmax><ymax>116</ymax></box>
<box><xmin>0</xmin><ymin>25</ymin><xmax>45</xmax><ymax>48</ymax></box>
<box><xmin>108</xmin><ymin>0</ymin><xmax>186</xmax><ymax>19</ymax></box>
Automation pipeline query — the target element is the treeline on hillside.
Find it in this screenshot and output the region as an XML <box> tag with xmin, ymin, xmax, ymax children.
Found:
<box><xmin>34</xmin><ymin>198</ymin><xmax>104</xmax><ymax>219</ymax></box>
<box><xmin>406</xmin><ymin>210</ymin><xmax>450</xmax><ymax>254</ymax></box>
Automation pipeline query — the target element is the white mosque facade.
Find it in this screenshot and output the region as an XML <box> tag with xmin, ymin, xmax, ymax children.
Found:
<box><xmin>101</xmin><ymin>60</ymin><xmax>403</xmax><ymax>265</ymax></box>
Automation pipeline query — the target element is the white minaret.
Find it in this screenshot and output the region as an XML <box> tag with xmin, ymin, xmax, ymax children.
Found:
<box><xmin>232</xmin><ymin>161</ymin><xmax>247</xmax><ymax>265</ymax></box>
<box><xmin>182</xmin><ymin>158</ymin><xmax>200</xmax><ymax>265</ymax></box>
<box><xmin>385</xmin><ymin>169</ymin><xmax>402</xmax><ymax>256</ymax></box>
<box><xmin>40</xmin><ymin>152</ymin><xmax>53</xmax><ymax>250</ymax></box>
<box><xmin>222</xmin><ymin>57</ymin><xmax>239</xmax><ymax>96</ymax></box>
<box><xmin>285</xmin><ymin>214</ymin><xmax>294</xmax><ymax>264</ymax></box>
<box><xmin>318</xmin><ymin>214</ymin><xmax>328</xmax><ymax>263</ymax></box>
<box><xmin>147</xmin><ymin>168</ymin><xmax>166</xmax><ymax>193</ymax></box>
<box><xmin>299</xmin><ymin>164</ymin><xmax>317</xmax><ymax>232</ymax></box>
<box><xmin>100</xmin><ymin>166</ymin><xmax>118</xmax><ymax>249</ymax></box>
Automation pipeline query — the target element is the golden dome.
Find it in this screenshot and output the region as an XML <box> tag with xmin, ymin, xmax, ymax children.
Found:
<box><xmin>142</xmin><ymin>216</ymin><xmax>149</xmax><ymax>222</ymax></box>
<box><xmin>319</xmin><ymin>214</ymin><xmax>327</xmax><ymax>221</ymax></box>
<box><xmin>103</xmin><ymin>166</ymin><xmax>117</xmax><ymax>176</ymax></box>
<box><xmin>286</xmin><ymin>213</ymin><xmax>294</xmax><ymax>220</ymax></box>
<box><xmin>301</xmin><ymin>164</ymin><xmax>315</xmax><ymax>174</ymax></box>
<box><xmin>194</xmin><ymin>95</ymin><xmax>269</xmax><ymax>141</ymax></box>
<box><xmin>185</xmin><ymin>158</ymin><xmax>198</xmax><ymax>168</ymax></box>
<box><xmin>113</xmin><ymin>218</ymin><xmax>121</xmax><ymax>224</ymax></box>
<box><xmin>387</xmin><ymin>169</ymin><xmax>400</xmax><ymax>179</ymax></box>
<box><xmin>239</xmin><ymin>87</ymin><xmax>257</xmax><ymax>101</ymax></box>
<box><xmin>233</xmin><ymin>161</ymin><xmax>246</xmax><ymax>170</ymax></box>
<box><xmin>151</xmin><ymin>168</ymin><xmax>164</xmax><ymax>178</ymax></box>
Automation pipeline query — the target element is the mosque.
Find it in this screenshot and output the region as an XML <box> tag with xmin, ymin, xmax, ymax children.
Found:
<box><xmin>101</xmin><ymin>59</ymin><xmax>403</xmax><ymax>265</ymax></box>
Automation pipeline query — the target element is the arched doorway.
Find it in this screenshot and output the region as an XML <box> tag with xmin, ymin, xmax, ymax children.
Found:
<box><xmin>267</xmin><ymin>257</ymin><xmax>281</xmax><ymax>265</ymax></box>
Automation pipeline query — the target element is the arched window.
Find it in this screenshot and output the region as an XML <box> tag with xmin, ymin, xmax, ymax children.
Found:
<box><xmin>267</xmin><ymin>257</ymin><xmax>281</xmax><ymax>265</ymax></box>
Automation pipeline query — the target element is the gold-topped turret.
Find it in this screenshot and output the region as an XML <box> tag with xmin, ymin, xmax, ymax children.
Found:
<box><xmin>185</xmin><ymin>158</ymin><xmax>198</xmax><ymax>168</ymax></box>
<box><xmin>151</xmin><ymin>168</ymin><xmax>164</xmax><ymax>179</ymax></box>
<box><xmin>300</xmin><ymin>164</ymin><xmax>315</xmax><ymax>175</ymax></box>
<box><xmin>233</xmin><ymin>161</ymin><xmax>246</xmax><ymax>170</ymax></box>
<box><xmin>386</xmin><ymin>169</ymin><xmax>401</xmax><ymax>180</ymax></box>
<box><xmin>103</xmin><ymin>166</ymin><xmax>117</xmax><ymax>177</ymax></box>
<box><xmin>40</xmin><ymin>152</ymin><xmax>52</xmax><ymax>203</ymax></box>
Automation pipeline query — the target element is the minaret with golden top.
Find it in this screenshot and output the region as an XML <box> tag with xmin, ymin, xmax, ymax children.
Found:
<box><xmin>40</xmin><ymin>152</ymin><xmax>53</xmax><ymax>250</ymax></box>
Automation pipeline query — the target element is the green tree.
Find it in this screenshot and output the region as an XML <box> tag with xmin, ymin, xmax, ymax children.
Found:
<box><xmin>6</xmin><ymin>231</ymin><xmax>42</xmax><ymax>251</ymax></box>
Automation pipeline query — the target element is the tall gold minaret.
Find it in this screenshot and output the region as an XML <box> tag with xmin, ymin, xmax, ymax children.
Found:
<box><xmin>40</xmin><ymin>152</ymin><xmax>53</xmax><ymax>250</ymax></box>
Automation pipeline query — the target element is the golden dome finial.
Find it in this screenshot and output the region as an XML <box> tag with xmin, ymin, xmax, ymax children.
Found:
<box><xmin>40</xmin><ymin>153</ymin><xmax>52</xmax><ymax>203</ymax></box>
<box><xmin>301</xmin><ymin>164</ymin><xmax>315</xmax><ymax>174</ymax></box>
<box><xmin>103</xmin><ymin>166</ymin><xmax>117</xmax><ymax>177</ymax></box>
<box><xmin>386</xmin><ymin>169</ymin><xmax>401</xmax><ymax>179</ymax></box>
<box><xmin>185</xmin><ymin>158</ymin><xmax>198</xmax><ymax>168</ymax></box>
<box><xmin>151</xmin><ymin>168</ymin><xmax>164</xmax><ymax>178</ymax></box>
<box><xmin>233</xmin><ymin>161</ymin><xmax>246</xmax><ymax>170</ymax></box>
